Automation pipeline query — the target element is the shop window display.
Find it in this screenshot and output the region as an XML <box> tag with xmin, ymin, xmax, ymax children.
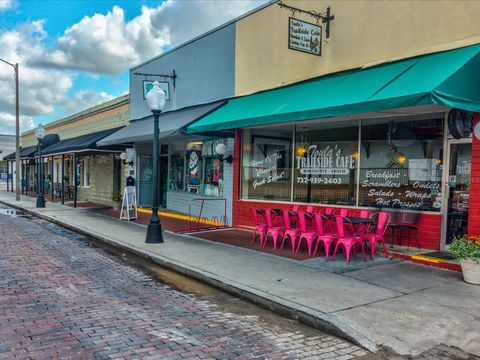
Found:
<box><xmin>241</xmin><ymin>127</ymin><xmax>293</xmax><ymax>201</ymax></box>
<box><xmin>359</xmin><ymin>118</ymin><xmax>443</xmax><ymax>211</ymax></box>
<box><xmin>186</xmin><ymin>142</ymin><xmax>203</xmax><ymax>193</ymax></box>
<box><xmin>293</xmin><ymin>120</ymin><xmax>359</xmax><ymax>205</ymax></box>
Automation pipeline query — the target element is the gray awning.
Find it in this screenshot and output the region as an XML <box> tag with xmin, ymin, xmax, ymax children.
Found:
<box><xmin>97</xmin><ymin>101</ymin><xmax>226</xmax><ymax>146</ymax></box>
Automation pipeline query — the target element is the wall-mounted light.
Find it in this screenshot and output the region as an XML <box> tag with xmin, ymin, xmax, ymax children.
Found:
<box><xmin>296</xmin><ymin>146</ymin><xmax>306</xmax><ymax>157</ymax></box>
<box><xmin>395</xmin><ymin>153</ymin><xmax>407</xmax><ymax>165</ymax></box>
<box><xmin>215</xmin><ymin>142</ymin><xmax>233</xmax><ymax>164</ymax></box>
<box><xmin>120</xmin><ymin>152</ymin><xmax>134</xmax><ymax>166</ymax></box>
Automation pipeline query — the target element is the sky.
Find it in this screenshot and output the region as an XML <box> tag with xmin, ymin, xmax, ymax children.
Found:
<box><xmin>0</xmin><ymin>0</ymin><xmax>268</xmax><ymax>134</ymax></box>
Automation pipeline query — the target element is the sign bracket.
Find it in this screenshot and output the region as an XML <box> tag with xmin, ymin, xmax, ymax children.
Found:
<box><xmin>133</xmin><ymin>70</ymin><xmax>177</xmax><ymax>89</ymax></box>
<box><xmin>278</xmin><ymin>1</ymin><xmax>334</xmax><ymax>38</ymax></box>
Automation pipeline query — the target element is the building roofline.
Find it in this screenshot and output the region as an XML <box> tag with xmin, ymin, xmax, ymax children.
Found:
<box><xmin>131</xmin><ymin>0</ymin><xmax>276</xmax><ymax>70</ymax></box>
<box><xmin>22</xmin><ymin>94</ymin><xmax>129</xmax><ymax>137</ymax></box>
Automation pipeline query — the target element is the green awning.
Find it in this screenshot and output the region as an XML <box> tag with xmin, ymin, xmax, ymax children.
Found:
<box><xmin>188</xmin><ymin>44</ymin><xmax>480</xmax><ymax>133</ymax></box>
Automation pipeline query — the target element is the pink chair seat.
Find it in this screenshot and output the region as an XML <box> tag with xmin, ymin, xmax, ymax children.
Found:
<box><xmin>361</xmin><ymin>212</ymin><xmax>390</xmax><ymax>260</ymax></box>
<box><xmin>263</xmin><ymin>209</ymin><xmax>284</xmax><ymax>250</ymax></box>
<box><xmin>295</xmin><ymin>211</ymin><xmax>317</xmax><ymax>256</ymax></box>
<box><xmin>282</xmin><ymin>228</ymin><xmax>301</xmax><ymax>252</ymax></box>
<box><xmin>331</xmin><ymin>216</ymin><xmax>366</xmax><ymax>264</ymax></box>
<box><xmin>250</xmin><ymin>208</ymin><xmax>267</xmax><ymax>245</ymax></box>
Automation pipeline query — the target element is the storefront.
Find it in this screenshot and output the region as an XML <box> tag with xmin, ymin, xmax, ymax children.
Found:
<box><xmin>189</xmin><ymin>45</ymin><xmax>480</xmax><ymax>250</ymax></box>
<box><xmin>98</xmin><ymin>101</ymin><xmax>234</xmax><ymax>225</ymax></box>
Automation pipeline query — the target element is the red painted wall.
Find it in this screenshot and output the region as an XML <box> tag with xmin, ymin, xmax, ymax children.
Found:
<box><xmin>468</xmin><ymin>114</ymin><xmax>480</xmax><ymax>236</ymax></box>
<box><xmin>231</xmin><ymin>129</ymin><xmax>442</xmax><ymax>250</ymax></box>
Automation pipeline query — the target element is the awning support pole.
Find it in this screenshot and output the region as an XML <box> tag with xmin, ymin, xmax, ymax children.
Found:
<box><xmin>73</xmin><ymin>153</ymin><xmax>77</xmax><ymax>208</ymax></box>
<box><xmin>25</xmin><ymin>161</ymin><xmax>29</xmax><ymax>195</ymax></box>
<box><xmin>6</xmin><ymin>160</ymin><xmax>9</xmax><ymax>192</ymax></box>
<box><xmin>61</xmin><ymin>154</ymin><xmax>65</xmax><ymax>205</ymax></box>
<box><xmin>21</xmin><ymin>161</ymin><xmax>24</xmax><ymax>195</ymax></box>
<box><xmin>50</xmin><ymin>156</ymin><xmax>54</xmax><ymax>201</ymax></box>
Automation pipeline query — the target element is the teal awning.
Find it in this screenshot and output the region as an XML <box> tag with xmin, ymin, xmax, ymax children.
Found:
<box><xmin>188</xmin><ymin>44</ymin><xmax>480</xmax><ymax>133</ymax></box>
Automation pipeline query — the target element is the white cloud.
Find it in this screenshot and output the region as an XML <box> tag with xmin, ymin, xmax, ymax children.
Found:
<box><xmin>0</xmin><ymin>21</ymin><xmax>73</xmax><ymax>134</ymax></box>
<box><xmin>0</xmin><ymin>0</ymin><xmax>13</xmax><ymax>11</ymax></box>
<box><xmin>0</xmin><ymin>0</ymin><xmax>268</xmax><ymax>131</ymax></box>
<box><xmin>0</xmin><ymin>112</ymin><xmax>34</xmax><ymax>134</ymax></box>
<box><xmin>150</xmin><ymin>0</ymin><xmax>267</xmax><ymax>47</ymax></box>
<box><xmin>42</xmin><ymin>0</ymin><xmax>267</xmax><ymax>75</ymax></box>
<box><xmin>64</xmin><ymin>90</ymin><xmax>115</xmax><ymax>115</ymax></box>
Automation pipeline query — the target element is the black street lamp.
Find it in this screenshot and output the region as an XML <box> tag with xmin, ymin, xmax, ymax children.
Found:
<box><xmin>35</xmin><ymin>125</ymin><xmax>46</xmax><ymax>208</ymax></box>
<box><xmin>145</xmin><ymin>81</ymin><xmax>166</xmax><ymax>243</ymax></box>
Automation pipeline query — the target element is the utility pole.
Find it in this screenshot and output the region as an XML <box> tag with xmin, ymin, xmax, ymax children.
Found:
<box><xmin>0</xmin><ymin>58</ymin><xmax>20</xmax><ymax>201</ymax></box>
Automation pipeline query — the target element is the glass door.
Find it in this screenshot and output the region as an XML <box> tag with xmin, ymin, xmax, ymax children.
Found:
<box><xmin>443</xmin><ymin>140</ymin><xmax>471</xmax><ymax>245</ymax></box>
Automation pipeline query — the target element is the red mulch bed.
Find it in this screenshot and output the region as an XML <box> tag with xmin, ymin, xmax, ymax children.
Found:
<box><xmin>193</xmin><ymin>229</ymin><xmax>322</xmax><ymax>260</ymax></box>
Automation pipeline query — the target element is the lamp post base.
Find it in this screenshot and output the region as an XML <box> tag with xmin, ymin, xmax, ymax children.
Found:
<box><xmin>146</xmin><ymin>221</ymin><xmax>164</xmax><ymax>243</ymax></box>
<box><xmin>36</xmin><ymin>196</ymin><xmax>45</xmax><ymax>208</ymax></box>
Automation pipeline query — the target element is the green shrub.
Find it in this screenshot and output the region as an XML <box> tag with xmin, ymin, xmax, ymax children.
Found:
<box><xmin>450</xmin><ymin>236</ymin><xmax>480</xmax><ymax>263</ymax></box>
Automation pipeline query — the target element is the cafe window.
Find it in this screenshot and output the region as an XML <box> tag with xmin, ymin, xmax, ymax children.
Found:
<box><xmin>359</xmin><ymin>117</ymin><xmax>443</xmax><ymax>211</ymax></box>
<box><xmin>293</xmin><ymin>120</ymin><xmax>359</xmax><ymax>205</ymax></box>
<box><xmin>241</xmin><ymin>126</ymin><xmax>293</xmax><ymax>201</ymax></box>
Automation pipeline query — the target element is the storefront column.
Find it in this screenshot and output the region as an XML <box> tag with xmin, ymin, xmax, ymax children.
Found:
<box><xmin>73</xmin><ymin>153</ymin><xmax>77</xmax><ymax>208</ymax></box>
<box><xmin>50</xmin><ymin>156</ymin><xmax>54</xmax><ymax>201</ymax></box>
<box><xmin>10</xmin><ymin>161</ymin><xmax>14</xmax><ymax>192</ymax></box>
<box><xmin>468</xmin><ymin>113</ymin><xmax>480</xmax><ymax>236</ymax></box>
<box><xmin>61</xmin><ymin>154</ymin><xmax>65</xmax><ymax>205</ymax></box>
<box><xmin>25</xmin><ymin>162</ymin><xmax>29</xmax><ymax>195</ymax></box>
<box><xmin>232</xmin><ymin>129</ymin><xmax>242</xmax><ymax>227</ymax></box>
<box><xmin>6</xmin><ymin>160</ymin><xmax>10</xmax><ymax>191</ymax></box>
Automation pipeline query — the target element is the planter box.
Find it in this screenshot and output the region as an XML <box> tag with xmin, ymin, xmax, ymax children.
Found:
<box><xmin>460</xmin><ymin>259</ymin><xmax>480</xmax><ymax>285</ymax></box>
<box><xmin>112</xmin><ymin>200</ymin><xmax>122</xmax><ymax>211</ymax></box>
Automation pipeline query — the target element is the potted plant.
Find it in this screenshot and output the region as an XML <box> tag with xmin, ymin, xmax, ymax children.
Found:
<box><xmin>112</xmin><ymin>192</ymin><xmax>123</xmax><ymax>210</ymax></box>
<box><xmin>450</xmin><ymin>235</ymin><xmax>480</xmax><ymax>285</ymax></box>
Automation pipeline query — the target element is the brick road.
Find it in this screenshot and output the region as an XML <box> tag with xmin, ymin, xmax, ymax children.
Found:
<box><xmin>0</xmin><ymin>208</ymin><xmax>369</xmax><ymax>360</ymax></box>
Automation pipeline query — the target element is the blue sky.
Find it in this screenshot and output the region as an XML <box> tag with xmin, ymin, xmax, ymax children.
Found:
<box><xmin>0</xmin><ymin>0</ymin><xmax>265</xmax><ymax>134</ymax></box>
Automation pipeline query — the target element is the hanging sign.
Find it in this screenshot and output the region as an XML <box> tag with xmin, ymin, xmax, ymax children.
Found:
<box><xmin>143</xmin><ymin>80</ymin><xmax>170</xmax><ymax>100</ymax></box>
<box><xmin>288</xmin><ymin>18</ymin><xmax>322</xmax><ymax>56</ymax></box>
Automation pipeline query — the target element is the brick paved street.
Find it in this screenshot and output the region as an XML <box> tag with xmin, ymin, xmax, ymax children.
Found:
<box><xmin>0</xmin><ymin>207</ymin><xmax>369</xmax><ymax>360</ymax></box>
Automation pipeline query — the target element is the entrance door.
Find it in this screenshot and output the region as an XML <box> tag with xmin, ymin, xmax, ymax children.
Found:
<box><xmin>159</xmin><ymin>156</ymin><xmax>169</xmax><ymax>208</ymax></box>
<box><xmin>443</xmin><ymin>140</ymin><xmax>472</xmax><ymax>246</ymax></box>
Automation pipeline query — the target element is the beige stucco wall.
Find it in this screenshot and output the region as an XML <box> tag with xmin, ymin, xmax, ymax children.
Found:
<box><xmin>235</xmin><ymin>0</ymin><xmax>480</xmax><ymax>95</ymax></box>
<box><xmin>22</xmin><ymin>95</ymin><xmax>129</xmax><ymax>147</ymax></box>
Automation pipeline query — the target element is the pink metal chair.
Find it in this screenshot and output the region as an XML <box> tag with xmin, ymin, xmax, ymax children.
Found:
<box><xmin>323</xmin><ymin>207</ymin><xmax>334</xmax><ymax>215</ymax></box>
<box><xmin>339</xmin><ymin>208</ymin><xmax>349</xmax><ymax>217</ymax></box>
<box><xmin>296</xmin><ymin>211</ymin><xmax>317</xmax><ymax>256</ymax></box>
<box><xmin>306</xmin><ymin>205</ymin><xmax>314</xmax><ymax>213</ymax></box>
<box><xmin>263</xmin><ymin>208</ymin><xmax>284</xmax><ymax>250</ymax></box>
<box><xmin>250</xmin><ymin>208</ymin><xmax>267</xmax><ymax>245</ymax></box>
<box><xmin>280</xmin><ymin>210</ymin><xmax>300</xmax><ymax>252</ymax></box>
<box><xmin>361</xmin><ymin>212</ymin><xmax>391</xmax><ymax>260</ymax></box>
<box><xmin>292</xmin><ymin>205</ymin><xmax>300</xmax><ymax>212</ymax></box>
<box><xmin>359</xmin><ymin>210</ymin><xmax>369</xmax><ymax>218</ymax></box>
<box><xmin>331</xmin><ymin>216</ymin><xmax>366</xmax><ymax>264</ymax></box>
<box><xmin>312</xmin><ymin>214</ymin><xmax>337</xmax><ymax>260</ymax></box>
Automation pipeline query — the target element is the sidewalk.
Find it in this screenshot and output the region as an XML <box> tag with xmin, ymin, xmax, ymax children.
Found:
<box><xmin>1</xmin><ymin>191</ymin><xmax>479</xmax><ymax>357</ymax></box>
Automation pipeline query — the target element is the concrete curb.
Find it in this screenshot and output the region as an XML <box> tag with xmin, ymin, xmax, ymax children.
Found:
<box><xmin>0</xmin><ymin>199</ymin><xmax>378</xmax><ymax>353</ymax></box>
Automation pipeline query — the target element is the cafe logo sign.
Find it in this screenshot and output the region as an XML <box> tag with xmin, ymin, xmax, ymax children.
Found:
<box><xmin>288</xmin><ymin>18</ymin><xmax>322</xmax><ymax>56</ymax></box>
<box><xmin>296</xmin><ymin>145</ymin><xmax>354</xmax><ymax>175</ymax></box>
